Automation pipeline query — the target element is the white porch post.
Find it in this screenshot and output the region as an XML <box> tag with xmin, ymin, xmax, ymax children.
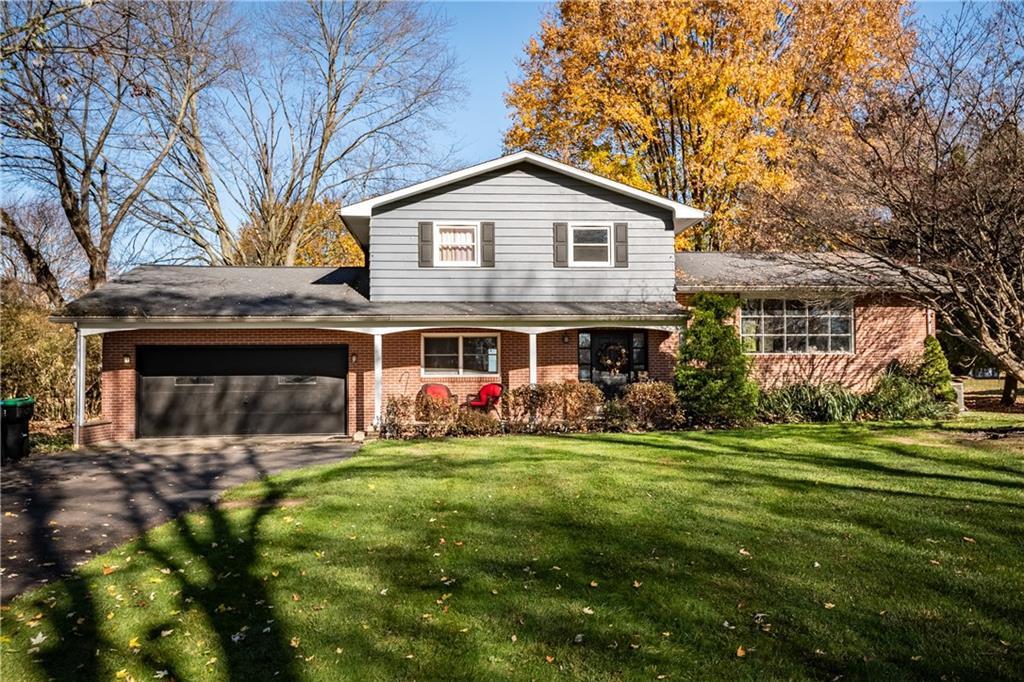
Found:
<box><xmin>74</xmin><ymin>327</ymin><xmax>86</xmax><ymax>448</ymax></box>
<box><xmin>372</xmin><ymin>333</ymin><xmax>383</xmax><ymax>428</ymax></box>
<box><xmin>528</xmin><ymin>332</ymin><xmax>538</xmax><ymax>385</ymax></box>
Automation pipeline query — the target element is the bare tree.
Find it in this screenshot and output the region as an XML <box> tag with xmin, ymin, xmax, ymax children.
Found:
<box><xmin>141</xmin><ymin>0</ymin><xmax>459</xmax><ymax>265</ymax></box>
<box><xmin>777</xmin><ymin>3</ymin><xmax>1024</xmax><ymax>386</ymax></box>
<box><xmin>0</xmin><ymin>0</ymin><xmax>88</xmax><ymax>62</ymax></box>
<box><xmin>1</xmin><ymin>0</ymin><xmax>233</xmax><ymax>304</ymax></box>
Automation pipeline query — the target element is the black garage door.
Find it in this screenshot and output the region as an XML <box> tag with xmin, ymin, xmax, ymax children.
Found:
<box><xmin>137</xmin><ymin>345</ymin><xmax>347</xmax><ymax>437</ymax></box>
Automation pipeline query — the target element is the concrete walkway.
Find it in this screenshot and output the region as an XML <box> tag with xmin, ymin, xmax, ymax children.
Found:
<box><xmin>0</xmin><ymin>436</ymin><xmax>359</xmax><ymax>602</ymax></box>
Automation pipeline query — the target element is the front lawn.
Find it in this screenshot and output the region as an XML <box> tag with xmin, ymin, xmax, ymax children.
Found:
<box><xmin>3</xmin><ymin>416</ymin><xmax>1023</xmax><ymax>680</ymax></box>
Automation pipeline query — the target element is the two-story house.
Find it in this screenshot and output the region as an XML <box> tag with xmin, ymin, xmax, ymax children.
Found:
<box><xmin>54</xmin><ymin>152</ymin><xmax>933</xmax><ymax>444</ymax></box>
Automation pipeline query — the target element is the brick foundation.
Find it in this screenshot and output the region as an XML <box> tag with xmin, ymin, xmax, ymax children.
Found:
<box><xmin>86</xmin><ymin>327</ymin><xmax>679</xmax><ymax>445</ymax></box>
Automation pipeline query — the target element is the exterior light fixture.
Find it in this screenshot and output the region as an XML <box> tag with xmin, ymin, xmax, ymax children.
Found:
<box><xmin>562</xmin><ymin>334</ymin><xmax>570</xmax><ymax>344</ymax></box>
<box><xmin>122</xmin><ymin>353</ymin><xmax>131</xmax><ymax>366</ymax></box>
<box><xmin>351</xmin><ymin>353</ymin><xmax>358</xmax><ymax>364</ymax></box>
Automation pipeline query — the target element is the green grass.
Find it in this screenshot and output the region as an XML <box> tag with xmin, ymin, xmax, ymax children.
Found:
<box><xmin>3</xmin><ymin>415</ymin><xmax>1023</xmax><ymax>681</ymax></box>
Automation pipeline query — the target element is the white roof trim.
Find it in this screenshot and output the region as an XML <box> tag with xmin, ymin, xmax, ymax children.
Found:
<box><xmin>341</xmin><ymin>151</ymin><xmax>706</xmax><ymax>231</ymax></box>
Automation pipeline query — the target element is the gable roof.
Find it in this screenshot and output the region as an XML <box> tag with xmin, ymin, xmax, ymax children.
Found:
<box><xmin>675</xmin><ymin>252</ymin><xmax>912</xmax><ymax>293</ymax></box>
<box><xmin>340</xmin><ymin>151</ymin><xmax>705</xmax><ymax>243</ymax></box>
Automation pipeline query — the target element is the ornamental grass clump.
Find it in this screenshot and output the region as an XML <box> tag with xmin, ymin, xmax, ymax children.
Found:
<box><xmin>758</xmin><ymin>382</ymin><xmax>861</xmax><ymax>423</ymax></box>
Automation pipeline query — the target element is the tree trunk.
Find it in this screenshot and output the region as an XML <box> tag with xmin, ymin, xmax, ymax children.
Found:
<box><xmin>1001</xmin><ymin>374</ymin><xmax>1018</xmax><ymax>407</ymax></box>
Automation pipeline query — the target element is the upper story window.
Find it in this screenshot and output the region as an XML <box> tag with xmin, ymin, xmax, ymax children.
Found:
<box><xmin>741</xmin><ymin>298</ymin><xmax>853</xmax><ymax>354</ymax></box>
<box><xmin>569</xmin><ymin>223</ymin><xmax>612</xmax><ymax>267</ymax></box>
<box><xmin>422</xmin><ymin>333</ymin><xmax>499</xmax><ymax>376</ymax></box>
<box><xmin>435</xmin><ymin>222</ymin><xmax>479</xmax><ymax>266</ymax></box>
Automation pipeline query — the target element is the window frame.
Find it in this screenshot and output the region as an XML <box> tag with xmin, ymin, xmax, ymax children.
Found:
<box><xmin>433</xmin><ymin>221</ymin><xmax>481</xmax><ymax>268</ymax></box>
<box><xmin>740</xmin><ymin>297</ymin><xmax>855</xmax><ymax>355</ymax></box>
<box><xmin>567</xmin><ymin>222</ymin><xmax>613</xmax><ymax>268</ymax></box>
<box><xmin>421</xmin><ymin>332</ymin><xmax>501</xmax><ymax>377</ymax></box>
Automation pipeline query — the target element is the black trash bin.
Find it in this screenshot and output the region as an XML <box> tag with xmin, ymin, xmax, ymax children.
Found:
<box><xmin>1</xmin><ymin>397</ymin><xmax>35</xmax><ymax>464</ymax></box>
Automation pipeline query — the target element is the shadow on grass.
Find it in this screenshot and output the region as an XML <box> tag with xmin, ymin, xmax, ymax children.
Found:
<box><xmin>9</xmin><ymin>427</ymin><xmax>1024</xmax><ymax>680</ymax></box>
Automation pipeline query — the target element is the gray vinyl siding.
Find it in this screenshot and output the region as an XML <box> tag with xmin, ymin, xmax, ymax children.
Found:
<box><xmin>368</xmin><ymin>163</ymin><xmax>676</xmax><ymax>302</ymax></box>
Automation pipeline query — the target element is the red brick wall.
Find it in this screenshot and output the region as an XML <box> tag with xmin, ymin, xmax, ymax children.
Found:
<box><xmin>750</xmin><ymin>296</ymin><xmax>931</xmax><ymax>391</ymax></box>
<box><xmin>675</xmin><ymin>293</ymin><xmax>931</xmax><ymax>392</ymax></box>
<box><xmin>89</xmin><ymin>326</ymin><xmax>680</xmax><ymax>444</ymax></box>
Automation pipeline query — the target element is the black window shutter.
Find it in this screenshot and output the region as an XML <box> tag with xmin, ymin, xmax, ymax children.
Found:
<box><xmin>553</xmin><ymin>222</ymin><xmax>568</xmax><ymax>267</ymax></box>
<box><xmin>613</xmin><ymin>222</ymin><xmax>628</xmax><ymax>267</ymax></box>
<box><xmin>481</xmin><ymin>221</ymin><xmax>495</xmax><ymax>267</ymax></box>
<box><xmin>418</xmin><ymin>221</ymin><xmax>433</xmax><ymax>267</ymax></box>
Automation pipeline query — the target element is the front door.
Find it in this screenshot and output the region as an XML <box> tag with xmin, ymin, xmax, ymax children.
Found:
<box><xmin>578</xmin><ymin>330</ymin><xmax>648</xmax><ymax>396</ymax></box>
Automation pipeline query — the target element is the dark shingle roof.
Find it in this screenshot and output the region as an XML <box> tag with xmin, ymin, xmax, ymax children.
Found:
<box><xmin>56</xmin><ymin>266</ymin><xmax>684</xmax><ymax>321</ymax></box>
<box><xmin>675</xmin><ymin>252</ymin><xmax>909</xmax><ymax>292</ymax></box>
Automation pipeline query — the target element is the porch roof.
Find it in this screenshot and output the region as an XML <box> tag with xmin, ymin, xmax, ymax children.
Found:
<box><xmin>53</xmin><ymin>265</ymin><xmax>685</xmax><ymax>324</ymax></box>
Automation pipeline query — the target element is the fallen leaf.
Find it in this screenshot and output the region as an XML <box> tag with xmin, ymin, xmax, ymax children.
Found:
<box><xmin>545</xmin><ymin>655</ymin><xmax>554</xmax><ymax>663</ymax></box>
<box><xmin>738</xmin><ymin>548</ymin><xmax>751</xmax><ymax>557</ymax></box>
<box><xmin>29</xmin><ymin>631</ymin><xmax>47</xmax><ymax>646</ymax></box>
<box><xmin>128</xmin><ymin>636</ymin><xmax>140</xmax><ymax>649</ymax></box>
<box><xmin>511</xmin><ymin>634</ymin><xmax>518</xmax><ymax>643</ymax></box>
<box><xmin>290</xmin><ymin>637</ymin><xmax>300</xmax><ymax>648</ymax></box>
<box><xmin>590</xmin><ymin>580</ymin><xmax>599</xmax><ymax>588</ymax></box>
<box><xmin>963</xmin><ymin>537</ymin><xmax>976</xmax><ymax>544</ymax></box>
<box><xmin>103</xmin><ymin>565</ymin><xmax>116</xmax><ymax>575</ymax></box>
<box><xmin>291</xmin><ymin>593</ymin><xmax>301</xmax><ymax>602</ymax></box>
<box><xmin>824</xmin><ymin>603</ymin><xmax>835</xmax><ymax>609</ymax></box>
<box><xmin>633</xmin><ymin>580</ymin><xmax>642</xmax><ymax>588</ymax></box>
<box><xmin>582</xmin><ymin>606</ymin><xmax>594</xmax><ymax>615</ymax></box>
<box><xmin>736</xmin><ymin>645</ymin><xmax>746</xmax><ymax>657</ymax></box>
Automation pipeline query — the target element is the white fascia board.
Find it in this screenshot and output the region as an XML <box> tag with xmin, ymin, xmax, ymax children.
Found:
<box><xmin>65</xmin><ymin>315</ymin><xmax>688</xmax><ymax>336</ymax></box>
<box><xmin>341</xmin><ymin>151</ymin><xmax>706</xmax><ymax>231</ymax></box>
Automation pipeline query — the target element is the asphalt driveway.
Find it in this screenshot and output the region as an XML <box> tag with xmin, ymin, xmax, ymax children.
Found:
<box><xmin>0</xmin><ymin>436</ymin><xmax>359</xmax><ymax>602</ymax></box>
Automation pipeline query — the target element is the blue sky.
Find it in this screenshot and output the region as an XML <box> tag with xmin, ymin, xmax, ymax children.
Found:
<box><xmin>431</xmin><ymin>0</ymin><xmax>965</xmax><ymax>166</ymax></box>
<box><xmin>429</xmin><ymin>1</ymin><xmax>551</xmax><ymax>164</ymax></box>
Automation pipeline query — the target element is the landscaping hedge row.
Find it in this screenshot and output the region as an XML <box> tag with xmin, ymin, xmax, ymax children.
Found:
<box><xmin>380</xmin><ymin>294</ymin><xmax>957</xmax><ymax>439</ymax></box>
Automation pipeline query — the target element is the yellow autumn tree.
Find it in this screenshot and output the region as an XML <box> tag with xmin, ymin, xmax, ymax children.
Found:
<box><xmin>504</xmin><ymin>0</ymin><xmax>913</xmax><ymax>250</ymax></box>
<box><xmin>238</xmin><ymin>199</ymin><xmax>364</xmax><ymax>267</ymax></box>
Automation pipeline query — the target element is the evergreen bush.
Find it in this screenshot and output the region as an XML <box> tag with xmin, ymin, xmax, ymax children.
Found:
<box><xmin>675</xmin><ymin>293</ymin><xmax>759</xmax><ymax>426</ymax></box>
<box><xmin>918</xmin><ymin>335</ymin><xmax>957</xmax><ymax>403</ymax></box>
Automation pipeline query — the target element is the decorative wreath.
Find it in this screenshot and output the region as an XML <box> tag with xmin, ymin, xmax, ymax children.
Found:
<box><xmin>597</xmin><ymin>342</ymin><xmax>629</xmax><ymax>375</ymax></box>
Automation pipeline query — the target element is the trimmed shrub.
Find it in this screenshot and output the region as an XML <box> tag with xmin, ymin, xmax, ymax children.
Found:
<box><xmin>501</xmin><ymin>381</ymin><xmax>603</xmax><ymax>433</ymax></box>
<box><xmin>918</xmin><ymin>335</ymin><xmax>956</xmax><ymax>403</ymax></box>
<box><xmin>675</xmin><ymin>293</ymin><xmax>759</xmax><ymax>426</ymax></box>
<box><xmin>562</xmin><ymin>382</ymin><xmax>605</xmax><ymax>432</ymax></box>
<box><xmin>379</xmin><ymin>395</ymin><xmax>415</xmax><ymax>439</ymax></box>
<box><xmin>621</xmin><ymin>381</ymin><xmax>684</xmax><ymax>430</ymax></box>
<box><xmin>757</xmin><ymin>382</ymin><xmax>861</xmax><ymax>423</ymax></box>
<box><xmin>859</xmin><ymin>370</ymin><xmax>954</xmax><ymax>420</ymax></box>
<box><xmin>415</xmin><ymin>393</ymin><xmax>458</xmax><ymax>438</ymax></box>
<box><xmin>601</xmin><ymin>399</ymin><xmax>634</xmax><ymax>432</ymax></box>
<box><xmin>453</xmin><ymin>409</ymin><xmax>503</xmax><ymax>436</ymax></box>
